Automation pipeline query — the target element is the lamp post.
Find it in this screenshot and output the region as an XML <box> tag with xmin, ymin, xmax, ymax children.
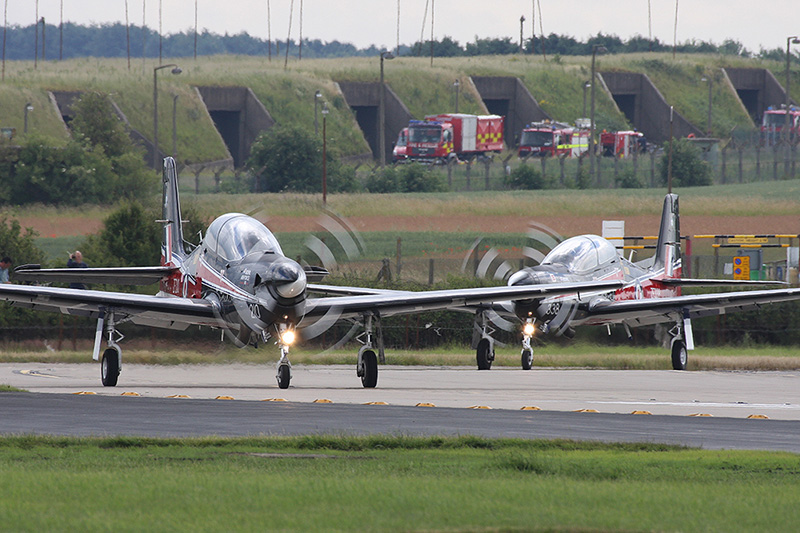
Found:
<box><xmin>589</xmin><ymin>44</ymin><xmax>607</xmax><ymax>185</ymax></box>
<box><xmin>785</xmin><ymin>36</ymin><xmax>800</xmax><ymax>175</ymax></box>
<box><xmin>321</xmin><ymin>102</ymin><xmax>329</xmax><ymax>205</ymax></box>
<box><xmin>314</xmin><ymin>90</ymin><xmax>322</xmax><ymax>135</ymax></box>
<box><xmin>519</xmin><ymin>15</ymin><xmax>525</xmax><ymax>53</ymax></box>
<box><xmin>153</xmin><ymin>64</ymin><xmax>181</xmax><ymax>170</ymax></box>
<box><xmin>23</xmin><ymin>103</ymin><xmax>33</xmax><ymax>134</ymax></box>
<box><xmin>453</xmin><ymin>79</ymin><xmax>460</xmax><ymax>113</ymax></box>
<box><xmin>379</xmin><ymin>50</ymin><xmax>394</xmax><ymax>167</ymax></box>
<box><xmin>701</xmin><ymin>76</ymin><xmax>712</xmax><ymax>136</ymax></box>
<box><xmin>172</xmin><ymin>94</ymin><xmax>179</xmax><ymax>159</ymax></box>
<box><xmin>582</xmin><ymin>81</ymin><xmax>591</xmax><ymax>118</ymax></box>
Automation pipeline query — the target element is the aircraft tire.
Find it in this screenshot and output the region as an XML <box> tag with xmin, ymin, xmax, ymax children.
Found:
<box><xmin>521</xmin><ymin>349</ymin><xmax>533</xmax><ymax>370</ymax></box>
<box><xmin>360</xmin><ymin>350</ymin><xmax>378</xmax><ymax>388</ymax></box>
<box><xmin>277</xmin><ymin>364</ymin><xmax>291</xmax><ymax>389</ymax></box>
<box><xmin>671</xmin><ymin>340</ymin><xmax>688</xmax><ymax>371</ymax></box>
<box><xmin>101</xmin><ymin>347</ymin><xmax>120</xmax><ymax>387</ymax></box>
<box><xmin>476</xmin><ymin>338</ymin><xmax>493</xmax><ymax>370</ymax></box>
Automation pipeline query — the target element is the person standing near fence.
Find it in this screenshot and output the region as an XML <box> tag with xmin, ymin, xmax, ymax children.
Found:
<box><xmin>67</xmin><ymin>251</ymin><xmax>88</xmax><ymax>289</ymax></box>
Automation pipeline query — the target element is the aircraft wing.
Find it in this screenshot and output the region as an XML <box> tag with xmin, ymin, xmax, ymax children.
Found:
<box><xmin>12</xmin><ymin>265</ymin><xmax>176</xmax><ymax>285</ymax></box>
<box><xmin>307</xmin><ymin>283</ymin><xmax>409</xmax><ymax>297</ymax></box>
<box><xmin>578</xmin><ymin>287</ymin><xmax>800</xmax><ymax>327</ymax></box>
<box><xmin>303</xmin><ymin>279</ymin><xmax>624</xmax><ymax>319</ymax></box>
<box><xmin>0</xmin><ymin>284</ymin><xmax>219</xmax><ymax>330</ymax></box>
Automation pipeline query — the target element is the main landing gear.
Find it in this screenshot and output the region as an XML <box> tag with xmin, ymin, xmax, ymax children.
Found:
<box><xmin>668</xmin><ymin>314</ymin><xmax>693</xmax><ymax>371</ymax></box>
<box><xmin>94</xmin><ymin>310</ymin><xmax>123</xmax><ymax>387</ymax></box>
<box><xmin>520</xmin><ymin>318</ymin><xmax>535</xmax><ymax>370</ymax></box>
<box><xmin>474</xmin><ymin>311</ymin><xmax>495</xmax><ymax>370</ymax></box>
<box><xmin>355</xmin><ymin>313</ymin><xmax>383</xmax><ymax>388</ymax></box>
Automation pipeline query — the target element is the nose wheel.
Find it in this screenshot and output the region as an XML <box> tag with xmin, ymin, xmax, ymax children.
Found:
<box><xmin>276</xmin><ymin>344</ymin><xmax>292</xmax><ymax>389</ymax></box>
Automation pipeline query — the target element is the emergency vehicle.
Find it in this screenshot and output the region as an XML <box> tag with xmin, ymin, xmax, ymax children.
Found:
<box><xmin>391</xmin><ymin>127</ymin><xmax>409</xmax><ymax>163</ymax></box>
<box><xmin>518</xmin><ymin>121</ymin><xmax>589</xmax><ymax>158</ymax></box>
<box><xmin>600</xmin><ymin>130</ymin><xmax>646</xmax><ymax>158</ymax></box>
<box><xmin>405</xmin><ymin>113</ymin><xmax>504</xmax><ymax>163</ymax></box>
<box><xmin>761</xmin><ymin>106</ymin><xmax>800</xmax><ymax>146</ymax></box>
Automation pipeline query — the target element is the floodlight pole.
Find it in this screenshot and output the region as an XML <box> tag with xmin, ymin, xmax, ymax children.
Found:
<box><xmin>153</xmin><ymin>64</ymin><xmax>181</xmax><ymax>170</ymax></box>
<box><xmin>784</xmin><ymin>36</ymin><xmax>799</xmax><ymax>175</ymax></box>
<box><xmin>589</xmin><ymin>44</ymin><xmax>606</xmax><ymax>186</ymax></box>
<box><xmin>379</xmin><ymin>50</ymin><xmax>394</xmax><ymax>167</ymax></box>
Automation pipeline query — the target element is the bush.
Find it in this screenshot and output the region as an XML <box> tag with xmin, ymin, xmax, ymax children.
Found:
<box><xmin>246</xmin><ymin>124</ymin><xmax>359</xmax><ymax>193</ymax></box>
<box><xmin>505</xmin><ymin>163</ymin><xmax>546</xmax><ymax>190</ymax></box>
<box><xmin>615</xmin><ymin>169</ymin><xmax>643</xmax><ymax>189</ymax></box>
<box><xmin>365</xmin><ymin>164</ymin><xmax>446</xmax><ymax>193</ymax></box>
<box><xmin>658</xmin><ymin>138</ymin><xmax>712</xmax><ymax>187</ymax></box>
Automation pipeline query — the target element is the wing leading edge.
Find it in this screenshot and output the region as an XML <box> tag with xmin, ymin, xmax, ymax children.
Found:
<box><xmin>580</xmin><ymin>287</ymin><xmax>800</xmax><ymax>327</ymax></box>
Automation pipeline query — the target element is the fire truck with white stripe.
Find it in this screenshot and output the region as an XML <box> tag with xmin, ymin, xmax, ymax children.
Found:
<box><xmin>518</xmin><ymin>121</ymin><xmax>589</xmax><ymax>158</ymax></box>
<box><xmin>405</xmin><ymin>113</ymin><xmax>504</xmax><ymax>163</ymax></box>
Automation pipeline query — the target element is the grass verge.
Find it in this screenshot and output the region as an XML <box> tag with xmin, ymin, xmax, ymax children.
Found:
<box><xmin>0</xmin><ymin>435</ymin><xmax>797</xmax><ymax>531</ymax></box>
<box><xmin>1</xmin><ymin>342</ymin><xmax>800</xmax><ymax>371</ymax></box>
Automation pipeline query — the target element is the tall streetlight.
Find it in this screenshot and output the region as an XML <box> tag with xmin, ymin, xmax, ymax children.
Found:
<box><xmin>519</xmin><ymin>15</ymin><xmax>525</xmax><ymax>53</ymax></box>
<box><xmin>701</xmin><ymin>76</ymin><xmax>712</xmax><ymax>136</ymax></box>
<box><xmin>153</xmin><ymin>64</ymin><xmax>181</xmax><ymax>170</ymax></box>
<box><xmin>378</xmin><ymin>50</ymin><xmax>395</xmax><ymax>167</ymax></box>
<box><xmin>314</xmin><ymin>90</ymin><xmax>322</xmax><ymax>135</ymax></box>
<box><xmin>784</xmin><ymin>36</ymin><xmax>800</xmax><ymax>175</ymax></box>
<box><xmin>589</xmin><ymin>44</ymin><xmax>607</xmax><ymax>185</ymax></box>
<box><xmin>453</xmin><ymin>79</ymin><xmax>460</xmax><ymax>113</ymax></box>
<box><xmin>321</xmin><ymin>102</ymin><xmax>329</xmax><ymax>205</ymax></box>
<box><xmin>23</xmin><ymin>103</ymin><xmax>33</xmax><ymax>134</ymax></box>
<box><xmin>582</xmin><ymin>81</ymin><xmax>591</xmax><ymax>118</ymax></box>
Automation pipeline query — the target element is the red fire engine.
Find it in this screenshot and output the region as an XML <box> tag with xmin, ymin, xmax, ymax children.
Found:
<box><xmin>405</xmin><ymin>113</ymin><xmax>504</xmax><ymax>163</ymax></box>
<box><xmin>391</xmin><ymin>127</ymin><xmax>409</xmax><ymax>163</ymax></box>
<box><xmin>518</xmin><ymin>121</ymin><xmax>589</xmax><ymax>158</ymax></box>
<box><xmin>761</xmin><ymin>106</ymin><xmax>800</xmax><ymax>146</ymax></box>
<box><xmin>600</xmin><ymin>130</ymin><xmax>646</xmax><ymax>158</ymax></box>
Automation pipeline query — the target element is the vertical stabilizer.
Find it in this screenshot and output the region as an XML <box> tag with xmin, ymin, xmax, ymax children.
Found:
<box><xmin>652</xmin><ymin>194</ymin><xmax>681</xmax><ymax>277</ymax></box>
<box><xmin>161</xmin><ymin>157</ymin><xmax>186</xmax><ymax>264</ymax></box>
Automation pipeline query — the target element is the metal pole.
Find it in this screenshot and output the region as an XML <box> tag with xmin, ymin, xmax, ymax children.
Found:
<box><xmin>322</xmin><ymin>104</ymin><xmax>328</xmax><ymax>205</ymax></box>
<box><xmin>314</xmin><ymin>90</ymin><xmax>321</xmax><ymax>135</ymax></box>
<box><xmin>785</xmin><ymin>37</ymin><xmax>799</xmax><ymax>175</ymax></box>
<box><xmin>379</xmin><ymin>51</ymin><xmax>394</xmax><ymax>167</ymax></box>
<box><xmin>153</xmin><ymin>64</ymin><xmax>181</xmax><ymax>170</ymax></box>
<box><xmin>172</xmin><ymin>94</ymin><xmax>179</xmax><ymax>159</ymax></box>
<box><xmin>589</xmin><ymin>45</ymin><xmax>605</xmax><ymax>185</ymax></box>
<box><xmin>706</xmin><ymin>76</ymin><xmax>712</xmax><ymax>135</ymax></box>
<box><xmin>454</xmin><ymin>79</ymin><xmax>460</xmax><ymax>113</ymax></box>
<box><xmin>582</xmin><ymin>81</ymin><xmax>590</xmax><ymax>117</ymax></box>
<box><xmin>24</xmin><ymin>103</ymin><xmax>31</xmax><ymax>133</ymax></box>
<box><xmin>519</xmin><ymin>15</ymin><xmax>525</xmax><ymax>53</ymax></box>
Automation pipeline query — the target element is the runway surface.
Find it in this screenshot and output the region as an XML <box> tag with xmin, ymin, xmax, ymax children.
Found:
<box><xmin>2</xmin><ymin>363</ymin><xmax>800</xmax><ymax>452</ymax></box>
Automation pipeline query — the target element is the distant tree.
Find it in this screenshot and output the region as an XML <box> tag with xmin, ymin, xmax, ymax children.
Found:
<box><xmin>70</xmin><ymin>92</ymin><xmax>135</xmax><ymax>158</ymax></box>
<box><xmin>246</xmin><ymin>124</ymin><xmax>358</xmax><ymax>193</ymax></box>
<box><xmin>658</xmin><ymin>138</ymin><xmax>712</xmax><ymax>187</ymax></box>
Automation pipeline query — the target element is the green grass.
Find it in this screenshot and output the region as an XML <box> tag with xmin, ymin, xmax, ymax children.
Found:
<box><xmin>0</xmin><ymin>435</ymin><xmax>797</xmax><ymax>531</ymax></box>
<box><xmin>2</xmin><ymin>342</ymin><xmax>800</xmax><ymax>371</ymax></box>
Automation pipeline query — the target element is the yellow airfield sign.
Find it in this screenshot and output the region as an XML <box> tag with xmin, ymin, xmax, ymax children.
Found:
<box><xmin>733</xmin><ymin>256</ymin><xmax>750</xmax><ymax>280</ymax></box>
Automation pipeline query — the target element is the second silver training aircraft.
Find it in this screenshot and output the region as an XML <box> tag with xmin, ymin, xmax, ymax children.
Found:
<box><xmin>8</xmin><ymin>157</ymin><xmax>622</xmax><ymax>389</ymax></box>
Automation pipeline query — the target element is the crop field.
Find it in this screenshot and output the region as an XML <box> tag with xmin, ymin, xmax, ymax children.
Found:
<box><xmin>0</xmin><ymin>435</ymin><xmax>798</xmax><ymax>532</ymax></box>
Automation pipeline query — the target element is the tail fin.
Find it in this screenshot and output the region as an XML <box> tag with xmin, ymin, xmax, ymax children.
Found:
<box><xmin>161</xmin><ymin>157</ymin><xmax>186</xmax><ymax>265</ymax></box>
<box><xmin>652</xmin><ymin>193</ymin><xmax>681</xmax><ymax>278</ymax></box>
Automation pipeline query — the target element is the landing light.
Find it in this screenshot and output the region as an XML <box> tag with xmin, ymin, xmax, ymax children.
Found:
<box><xmin>522</xmin><ymin>323</ymin><xmax>536</xmax><ymax>337</ymax></box>
<box><xmin>280</xmin><ymin>329</ymin><xmax>296</xmax><ymax>346</ymax></box>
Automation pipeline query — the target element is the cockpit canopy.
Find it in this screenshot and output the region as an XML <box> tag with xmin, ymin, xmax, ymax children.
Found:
<box><xmin>204</xmin><ymin>213</ymin><xmax>283</xmax><ymax>262</ymax></box>
<box><xmin>541</xmin><ymin>235</ymin><xmax>618</xmax><ymax>273</ymax></box>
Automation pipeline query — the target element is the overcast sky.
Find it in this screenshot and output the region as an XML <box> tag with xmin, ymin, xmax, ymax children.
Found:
<box><xmin>5</xmin><ymin>1</ymin><xmax>798</xmax><ymax>55</ymax></box>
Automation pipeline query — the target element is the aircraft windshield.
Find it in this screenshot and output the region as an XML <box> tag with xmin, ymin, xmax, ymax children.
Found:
<box><xmin>409</xmin><ymin>126</ymin><xmax>442</xmax><ymax>143</ymax></box>
<box><xmin>396</xmin><ymin>130</ymin><xmax>408</xmax><ymax>146</ymax></box>
<box><xmin>205</xmin><ymin>214</ymin><xmax>283</xmax><ymax>262</ymax></box>
<box><xmin>520</xmin><ymin>130</ymin><xmax>554</xmax><ymax>147</ymax></box>
<box><xmin>542</xmin><ymin>235</ymin><xmax>617</xmax><ymax>273</ymax></box>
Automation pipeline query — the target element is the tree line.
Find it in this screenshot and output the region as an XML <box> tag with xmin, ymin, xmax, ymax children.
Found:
<box><xmin>3</xmin><ymin>22</ymin><xmax>798</xmax><ymax>62</ymax></box>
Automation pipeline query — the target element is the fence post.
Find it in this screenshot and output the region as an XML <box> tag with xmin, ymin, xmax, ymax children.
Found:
<box><xmin>428</xmin><ymin>258</ymin><xmax>435</xmax><ymax>285</ymax></box>
<box><xmin>396</xmin><ymin>237</ymin><xmax>402</xmax><ymax>280</ymax></box>
<box><xmin>738</xmin><ymin>146</ymin><xmax>744</xmax><ymax>183</ymax></box>
<box><xmin>755</xmin><ymin>144</ymin><xmax>761</xmax><ymax>181</ymax></box>
<box><xmin>773</xmin><ymin>144</ymin><xmax>780</xmax><ymax>180</ymax></box>
<box><xmin>447</xmin><ymin>159</ymin><xmax>454</xmax><ymax>188</ymax></box>
<box><xmin>559</xmin><ymin>155</ymin><xmax>566</xmax><ymax>186</ymax></box>
<box><xmin>465</xmin><ymin>161</ymin><xmax>471</xmax><ymax>191</ymax></box>
<box><xmin>484</xmin><ymin>158</ymin><xmax>491</xmax><ymax>190</ymax></box>
<box><xmin>613</xmin><ymin>155</ymin><xmax>619</xmax><ymax>187</ymax></box>
<box><xmin>720</xmin><ymin>145</ymin><xmax>727</xmax><ymax>183</ymax></box>
<box><xmin>650</xmin><ymin>151</ymin><xmax>656</xmax><ymax>187</ymax></box>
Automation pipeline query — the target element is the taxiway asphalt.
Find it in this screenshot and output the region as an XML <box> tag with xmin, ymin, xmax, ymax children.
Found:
<box><xmin>1</xmin><ymin>363</ymin><xmax>799</xmax><ymax>452</ymax></box>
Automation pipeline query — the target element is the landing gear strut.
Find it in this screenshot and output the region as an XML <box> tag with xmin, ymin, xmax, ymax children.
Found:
<box><xmin>520</xmin><ymin>318</ymin><xmax>535</xmax><ymax>370</ymax></box>
<box><xmin>94</xmin><ymin>310</ymin><xmax>123</xmax><ymax>387</ymax></box>
<box><xmin>474</xmin><ymin>311</ymin><xmax>495</xmax><ymax>370</ymax></box>
<box><xmin>356</xmin><ymin>313</ymin><xmax>383</xmax><ymax>388</ymax></box>
<box><xmin>669</xmin><ymin>313</ymin><xmax>693</xmax><ymax>371</ymax></box>
<box><xmin>276</xmin><ymin>324</ymin><xmax>293</xmax><ymax>389</ymax></box>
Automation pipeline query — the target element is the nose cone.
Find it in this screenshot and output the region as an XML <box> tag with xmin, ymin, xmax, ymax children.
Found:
<box><xmin>267</xmin><ymin>261</ymin><xmax>307</xmax><ymax>299</ymax></box>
